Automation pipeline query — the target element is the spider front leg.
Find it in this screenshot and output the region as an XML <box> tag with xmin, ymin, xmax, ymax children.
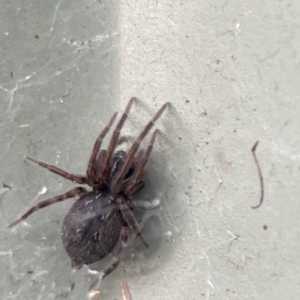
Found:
<box><xmin>124</xmin><ymin>129</ymin><xmax>159</xmax><ymax>195</ymax></box>
<box><xmin>95</xmin><ymin>149</ymin><xmax>107</xmax><ymax>180</ymax></box>
<box><xmin>112</xmin><ymin>102</ymin><xmax>168</xmax><ymax>193</ymax></box>
<box><xmin>8</xmin><ymin>187</ymin><xmax>87</xmax><ymax>228</ymax></box>
<box><xmin>100</xmin><ymin>98</ymin><xmax>135</xmax><ymax>184</ymax></box>
<box><xmin>87</xmin><ymin>111</ymin><xmax>118</xmax><ymax>182</ymax></box>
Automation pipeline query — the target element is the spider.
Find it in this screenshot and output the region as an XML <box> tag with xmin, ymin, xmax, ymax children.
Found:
<box><xmin>9</xmin><ymin>98</ymin><xmax>168</xmax><ymax>278</ymax></box>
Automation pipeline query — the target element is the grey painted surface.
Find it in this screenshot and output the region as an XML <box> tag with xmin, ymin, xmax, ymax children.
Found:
<box><xmin>1</xmin><ymin>0</ymin><xmax>300</xmax><ymax>299</ymax></box>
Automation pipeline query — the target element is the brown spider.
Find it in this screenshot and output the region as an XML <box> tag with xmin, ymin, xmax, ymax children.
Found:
<box><xmin>9</xmin><ymin>98</ymin><xmax>168</xmax><ymax>278</ymax></box>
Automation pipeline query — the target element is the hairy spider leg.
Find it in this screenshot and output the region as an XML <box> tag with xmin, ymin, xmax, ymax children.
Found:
<box><xmin>112</xmin><ymin>103</ymin><xmax>168</xmax><ymax>193</ymax></box>
<box><xmin>100</xmin><ymin>97</ymin><xmax>135</xmax><ymax>184</ymax></box>
<box><xmin>87</xmin><ymin>111</ymin><xmax>118</xmax><ymax>182</ymax></box>
<box><xmin>27</xmin><ymin>156</ymin><xmax>87</xmax><ymax>184</ymax></box>
<box><xmin>102</xmin><ymin>226</ymin><xmax>129</xmax><ymax>278</ymax></box>
<box><xmin>8</xmin><ymin>187</ymin><xmax>87</xmax><ymax>228</ymax></box>
<box><xmin>117</xmin><ymin>194</ymin><xmax>149</xmax><ymax>248</ymax></box>
<box><xmin>115</xmin><ymin>148</ymin><xmax>146</xmax><ymax>195</ymax></box>
<box><xmin>124</xmin><ymin>129</ymin><xmax>159</xmax><ymax>195</ymax></box>
<box><xmin>95</xmin><ymin>149</ymin><xmax>107</xmax><ymax>180</ymax></box>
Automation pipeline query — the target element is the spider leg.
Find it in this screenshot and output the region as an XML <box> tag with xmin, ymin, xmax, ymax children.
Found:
<box><xmin>114</xmin><ymin>149</ymin><xmax>145</xmax><ymax>194</ymax></box>
<box><xmin>95</xmin><ymin>149</ymin><xmax>107</xmax><ymax>179</ymax></box>
<box><xmin>124</xmin><ymin>129</ymin><xmax>159</xmax><ymax>195</ymax></box>
<box><xmin>8</xmin><ymin>187</ymin><xmax>87</xmax><ymax>228</ymax></box>
<box><xmin>117</xmin><ymin>194</ymin><xmax>149</xmax><ymax>248</ymax></box>
<box><xmin>27</xmin><ymin>156</ymin><xmax>87</xmax><ymax>184</ymax></box>
<box><xmin>87</xmin><ymin>111</ymin><xmax>118</xmax><ymax>182</ymax></box>
<box><xmin>100</xmin><ymin>98</ymin><xmax>135</xmax><ymax>184</ymax></box>
<box><xmin>112</xmin><ymin>103</ymin><xmax>168</xmax><ymax>193</ymax></box>
<box><xmin>102</xmin><ymin>226</ymin><xmax>129</xmax><ymax>279</ymax></box>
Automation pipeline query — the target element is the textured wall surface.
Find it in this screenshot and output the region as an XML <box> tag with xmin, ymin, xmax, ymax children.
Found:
<box><xmin>1</xmin><ymin>1</ymin><xmax>300</xmax><ymax>299</ymax></box>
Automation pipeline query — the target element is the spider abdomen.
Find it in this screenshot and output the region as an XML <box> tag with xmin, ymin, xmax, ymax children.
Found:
<box><xmin>61</xmin><ymin>191</ymin><xmax>122</xmax><ymax>268</ymax></box>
